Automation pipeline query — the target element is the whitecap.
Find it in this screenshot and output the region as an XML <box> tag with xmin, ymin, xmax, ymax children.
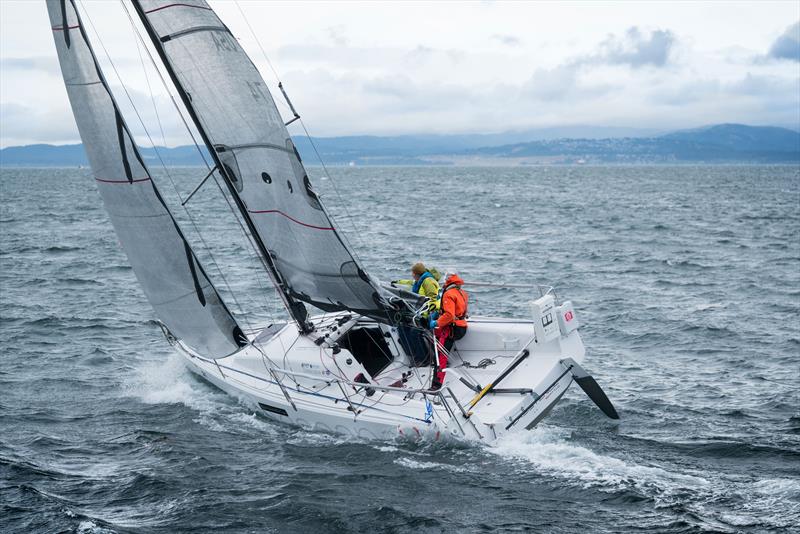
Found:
<box><xmin>76</xmin><ymin>520</ymin><xmax>116</xmax><ymax>534</ymax></box>
<box><xmin>123</xmin><ymin>353</ymin><xmax>279</xmax><ymax>436</ymax></box>
<box><xmin>490</xmin><ymin>427</ymin><xmax>709</xmax><ymax>496</ymax></box>
<box><xmin>752</xmin><ymin>477</ymin><xmax>800</xmax><ymax>497</ymax></box>
<box><xmin>393</xmin><ymin>456</ymin><xmax>470</xmax><ymax>473</ymax></box>
<box><xmin>124</xmin><ymin>353</ymin><xmax>226</xmax><ymax>411</ymax></box>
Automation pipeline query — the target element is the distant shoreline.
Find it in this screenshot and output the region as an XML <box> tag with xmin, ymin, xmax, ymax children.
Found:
<box><xmin>2</xmin><ymin>123</ymin><xmax>798</xmax><ymax>167</ymax></box>
<box><xmin>3</xmin><ymin>162</ymin><xmax>799</xmax><ymax>170</ymax></box>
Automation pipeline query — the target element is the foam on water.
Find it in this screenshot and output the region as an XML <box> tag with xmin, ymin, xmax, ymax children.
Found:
<box><xmin>491</xmin><ymin>427</ymin><xmax>709</xmax><ymax>498</ymax></box>
<box><xmin>123</xmin><ymin>352</ymin><xmax>282</xmax><ymax>437</ymax></box>
<box><xmin>490</xmin><ymin>427</ymin><xmax>800</xmax><ymax>530</ymax></box>
<box><xmin>125</xmin><ymin>353</ymin><xmax>206</xmax><ymax>408</ymax></box>
<box><xmin>76</xmin><ymin>521</ymin><xmax>115</xmax><ymax>534</ymax></box>
<box><xmin>393</xmin><ymin>456</ymin><xmax>473</xmax><ymax>473</ymax></box>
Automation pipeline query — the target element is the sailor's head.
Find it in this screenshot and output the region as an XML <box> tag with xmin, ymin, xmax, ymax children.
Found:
<box><xmin>411</xmin><ymin>262</ymin><xmax>426</xmax><ymax>280</ymax></box>
<box><xmin>443</xmin><ymin>268</ymin><xmax>460</xmax><ymax>285</ymax></box>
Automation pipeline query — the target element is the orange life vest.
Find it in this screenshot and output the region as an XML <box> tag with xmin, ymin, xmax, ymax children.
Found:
<box><xmin>436</xmin><ymin>274</ymin><xmax>469</xmax><ymax>329</ymax></box>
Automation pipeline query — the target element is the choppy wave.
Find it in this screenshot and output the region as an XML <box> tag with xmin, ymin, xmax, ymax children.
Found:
<box><xmin>2</xmin><ymin>165</ymin><xmax>798</xmax><ymax>533</ymax></box>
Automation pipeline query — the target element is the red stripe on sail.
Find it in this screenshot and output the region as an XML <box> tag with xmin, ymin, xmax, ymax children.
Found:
<box><xmin>52</xmin><ymin>24</ymin><xmax>80</xmax><ymax>31</ymax></box>
<box><xmin>248</xmin><ymin>209</ymin><xmax>335</xmax><ymax>231</ymax></box>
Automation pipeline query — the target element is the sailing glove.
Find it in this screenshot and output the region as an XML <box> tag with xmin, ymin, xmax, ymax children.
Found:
<box><xmin>429</xmin><ymin>319</ymin><xmax>437</xmax><ymax>329</ymax></box>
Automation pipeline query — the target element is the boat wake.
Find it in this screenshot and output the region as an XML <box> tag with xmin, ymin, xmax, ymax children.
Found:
<box><xmin>489</xmin><ymin>427</ymin><xmax>800</xmax><ymax>531</ymax></box>
<box><xmin>491</xmin><ymin>427</ymin><xmax>709</xmax><ymax>494</ymax></box>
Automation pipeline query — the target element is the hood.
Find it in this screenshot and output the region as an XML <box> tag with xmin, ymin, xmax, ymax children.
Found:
<box><xmin>444</xmin><ymin>273</ymin><xmax>464</xmax><ymax>287</ymax></box>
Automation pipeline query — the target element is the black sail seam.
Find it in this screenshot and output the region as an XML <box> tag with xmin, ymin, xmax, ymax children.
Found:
<box><xmin>149</xmin><ymin>181</ymin><xmax>209</xmax><ymax>309</ymax></box>
<box><xmin>161</xmin><ymin>25</ymin><xmax>228</xmax><ymax>42</ymax></box>
<box><xmin>184</xmin><ymin>240</ymin><xmax>207</xmax><ymax>307</ymax></box>
<box><xmin>114</xmin><ymin>109</ymin><xmax>133</xmax><ymax>182</ymax></box>
<box><xmin>60</xmin><ymin>0</ymin><xmax>70</xmax><ymax>48</ymax></box>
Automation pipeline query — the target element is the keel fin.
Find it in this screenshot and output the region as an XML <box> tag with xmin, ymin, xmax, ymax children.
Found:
<box><xmin>561</xmin><ymin>358</ymin><xmax>620</xmax><ymax>420</ymax></box>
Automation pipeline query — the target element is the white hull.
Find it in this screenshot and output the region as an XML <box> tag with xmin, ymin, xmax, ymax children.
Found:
<box><xmin>169</xmin><ymin>299</ymin><xmax>589</xmax><ymax>443</ymax></box>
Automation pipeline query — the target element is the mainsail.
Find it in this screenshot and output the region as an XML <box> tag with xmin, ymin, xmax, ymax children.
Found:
<box><xmin>47</xmin><ymin>0</ymin><xmax>246</xmax><ymax>356</ymax></box>
<box><xmin>131</xmin><ymin>0</ymin><xmax>393</xmax><ymax>327</ymax></box>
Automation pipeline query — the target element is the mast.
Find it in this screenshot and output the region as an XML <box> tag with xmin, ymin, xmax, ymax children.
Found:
<box><xmin>129</xmin><ymin>0</ymin><xmax>312</xmax><ymax>331</ymax></box>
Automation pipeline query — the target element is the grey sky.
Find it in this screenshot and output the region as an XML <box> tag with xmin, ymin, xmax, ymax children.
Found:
<box><xmin>768</xmin><ymin>21</ymin><xmax>800</xmax><ymax>61</ymax></box>
<box><xmin>1</xmin><ymin>0</ymin><xmax>798</xmax><ymax>147</ymax></box>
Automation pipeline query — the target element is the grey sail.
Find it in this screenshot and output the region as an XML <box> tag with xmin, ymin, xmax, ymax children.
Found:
<box><xmin>132</xmin><ymin>0</ymin><xmax>393</xmax><ymax>325</ymax></box>
<box><xmin>47</xmin><ymin>0</ymin><xmax>246</xmax><ymax>356</ymax></box>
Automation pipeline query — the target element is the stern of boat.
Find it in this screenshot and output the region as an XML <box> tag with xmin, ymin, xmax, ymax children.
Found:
<box><xmin>440</xmin><ymin>291</ymin><xmax>589</xmax><ymax>439</ymax></box>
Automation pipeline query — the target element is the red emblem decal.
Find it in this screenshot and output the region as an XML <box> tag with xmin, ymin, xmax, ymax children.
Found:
<box><xmin>564</xmin><ymin>311</ymin><xmax>574</xmax><ymax>322</ymax></box>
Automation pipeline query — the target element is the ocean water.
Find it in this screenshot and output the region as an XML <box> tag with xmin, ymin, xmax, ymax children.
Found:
<box><xmin>1</xmin><ymin>165</ymin><xmax>798</xmax><ymax>533</ymax></box>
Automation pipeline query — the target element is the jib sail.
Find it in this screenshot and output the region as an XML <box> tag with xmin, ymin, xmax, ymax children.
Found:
<box><xmin>47</xmin><ymin>0</ymin><xmax>246</xmax><ymax>356</ymax></box>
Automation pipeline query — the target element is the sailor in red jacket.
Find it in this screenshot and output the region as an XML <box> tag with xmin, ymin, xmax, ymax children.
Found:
<box><xmin>429</xmin><ymin>271</ymin><xmax>469</xmax><ymax>389</ymax></box>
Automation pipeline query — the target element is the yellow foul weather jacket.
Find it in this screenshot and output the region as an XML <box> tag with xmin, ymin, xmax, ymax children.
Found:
<box><xmin>395</xmin><ymin>271</ymin><xmax>440</xmax><ymax>315</ymax></box>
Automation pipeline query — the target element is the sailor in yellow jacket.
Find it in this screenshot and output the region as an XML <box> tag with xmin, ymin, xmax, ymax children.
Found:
<box><xmin>392</xmin><ymin>262</ymin><xmax>441</xmax><ymax>313</ymax></box>
<box><xmin>392</xmin><ymin>262</ymin><xmax>441</xmax><ymax>365</ymax></box>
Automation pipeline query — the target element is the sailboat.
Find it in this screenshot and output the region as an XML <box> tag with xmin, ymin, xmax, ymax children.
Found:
<box><xmin>48</xmin><ymin>0</ymin><xmax>619</xmax><ymax>442</ymax></box>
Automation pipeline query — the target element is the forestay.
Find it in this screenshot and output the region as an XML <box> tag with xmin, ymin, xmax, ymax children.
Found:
<box><xmin>47</xmin><ymin>0</ymin><xmax>246</xmax><ymax>356</ymax></box>
<box><xmin>132</xmin><ymin>0</ymin><xmax>393</xmax><ymax>324</ymax></box>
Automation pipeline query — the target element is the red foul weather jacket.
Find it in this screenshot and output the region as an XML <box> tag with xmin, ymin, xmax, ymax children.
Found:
<box><xmin>436</xmin><ymin>274</ymin><xmax>468</xmax><ymax>329</ymax></box>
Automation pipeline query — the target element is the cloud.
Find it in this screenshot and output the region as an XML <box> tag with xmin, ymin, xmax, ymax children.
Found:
<box><xmin>325</xmin><ymin>25</ymin><xmax>349</xmax><ymax>47</ymax></box>
<box><xmin>491</xmin><ymin>34</ymin><xmax>521</xmax><ymax>47</ymax></box>
<box><xmin>524</xmin><ymin>64</ymin><xmax>580</xmax><ymax>101</ymax></box>
<box><xmin>277</xmin><ymin>43</ymin><xmax>465</xmax><ymax>70</ymax></box>
<box><xmin>518</xmin><ymin>27</ymin><xmax>674</xmax><ymax>102</ymax></box>
<box><xmin>767</xmin><ymin>21</ymin><xmax>800</xmax><ymax>62</ymax></box>
<box><xmin>406</xmin><ymin>45</ymin><xmax>434</xmax><ymax>63</ymax></box>
<box><xmin>0</xmin><ymin>101</ymin><xmax>79</xmax><ymax>146</ymax></box>
<box><xmin>592</xmin><ymin>27</ymin><xmax>676</xmax><ymax>68</ymax></box>
<box><xmin>646</xmin><ymin>70</ymin><xmax>800</xmax><ymax>128</ymax></box>
<box><xmin>523</xmin><ymin>63</ymin><xmax>617</xmax><ymax>103</ymax></box>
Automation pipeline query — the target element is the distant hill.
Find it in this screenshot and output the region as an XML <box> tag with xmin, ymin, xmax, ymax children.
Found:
<box><xmin>1</xmin><ymin>124</ymin><xmax>798</xmax><ymax>167</ymax></box>
<box><xmin>661</xmin><ymin>124</ymin><xmax>800</xmax><ymax>153</ymax></box>
<box><xmin>0</xmin><ymin>144</ymin><xmax>89</xmax><ymax>167</ymax></box>
<box><xmin>459</xmin><ymin>124</ymin><xmax>800</xmax><ymax>164</ymax></box>
<box><xmin>291</xmin><ymin>125</ymin><xmax>661</xmax><ymax>160</ymax></box>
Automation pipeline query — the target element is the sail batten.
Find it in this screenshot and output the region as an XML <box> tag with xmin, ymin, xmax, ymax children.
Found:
<box><xmin>133</xmin><ymin>0</ymin><xmax>394</xmax><ymax>325</ymax></box>
<box><xmin>47</xmin><ymin>0</ymin><xmax>246</xmax><ymax>356</ymax></box>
